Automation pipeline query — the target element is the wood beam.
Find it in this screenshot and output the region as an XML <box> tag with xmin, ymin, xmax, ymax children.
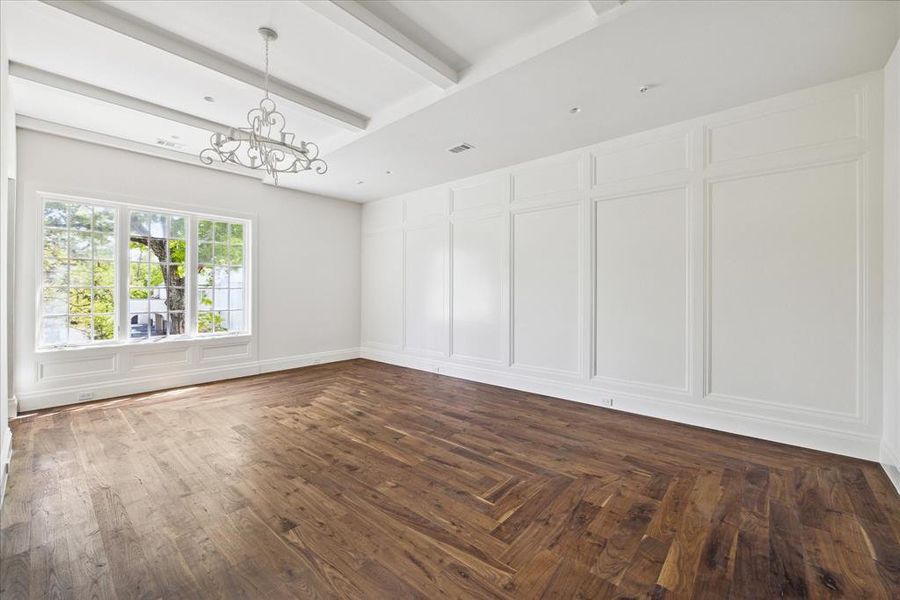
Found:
<box><xmin>40</xmin><ymin>0</ymin><xmax>369</xmax><ymax>131</ymax></box>
<box><xmin>16</xmin><ymin>115</ymin><xmax>258</xmax><ymax>179</ymax></box>
<box><xmin>10</xmin><ymin>62</ymin><xmax>232</xmax><ymax>136</ymax></box>
<box><xmin>301</xmin><ymin>0</ymin><xmax>458</xmax><ymax>89</ymax></box>
<box><xmin>587</xmin><ymin>0</ymin><xmax>627</xmax><ymax>17</ymax></box>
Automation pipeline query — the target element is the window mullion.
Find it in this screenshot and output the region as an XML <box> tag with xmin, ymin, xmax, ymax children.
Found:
<box><xmin>117</xmin><ymin>207</ymin><xmax>129</xmax><ymax>343</ymax></box>
<box><xmin>188</xmin><ymin>215</ymin><xmax>197</xmax><ymax>336</ymax></box>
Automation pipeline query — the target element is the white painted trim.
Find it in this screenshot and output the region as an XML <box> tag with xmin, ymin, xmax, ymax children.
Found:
<box><xmin>360</xmin><ymin>348</ymin><xmax>882</xmax><ymax>462</ymax></box>
<box><xmin>880</xmin><ymin>441</ymin><xmax>900</xmax><ymax>495</ymax></box>
<box><xmin>587</xmin><ymin>1</ymin><xmax>625</xmax><ymax>18</ymax></box>
<box><xmin>16</xmin><ymin>116</ymin><xmax>257</xmax><ymax>180</ymax></box>
<box><xmin>39</xmin><ymin>0</ymin><xmax>368</xmax><ymax>131</ymax></box>
<box><xmin>257</xmin><ymin>347</ymin><xmax>360</xmax><ymax>373</ymax></box>
<box><xmin>10</xmin><ymin>62</ymin><xmax>231</xmax><ymax>135</ymax></box>
<box><xmin>301</xmin><ymin>0</ymin><xmax>458</xmax><ymax>89</ymax></box>
<box><xmin>0</xmin><ymin>427</ymin><xmax>11</xmax><ymax>508</ymax></box>
<box><xmin>16</xmin><ymin>347</ymin><xmax>361</xmax><ymax>412</ymax></box>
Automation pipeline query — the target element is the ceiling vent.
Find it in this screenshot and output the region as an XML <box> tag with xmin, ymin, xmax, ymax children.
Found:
<box><xmin>448</xmin><ymin>142</ymin><xmax>475</xmax><ymax>154</ymax></box>
<box><xmin>156</xmin><ymin>138</ymin><xmax>185</xmax><ymax>149</ymax></box>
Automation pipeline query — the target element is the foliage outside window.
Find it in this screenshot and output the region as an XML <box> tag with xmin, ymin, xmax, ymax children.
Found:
<box><xmin>40</xmin><ymin>200</ymin><xmax>116</xmax><ymax>346</ymax></box>
<box><xmin>197</xmin><ymin>219</ymin><xmax>244</xmax><ymax>334</ymax></box>
<box><xmin>38</xmin><ymin>196</ymin><xmax>249</xmax><ymax>349</ymax></box>
<box><xmin>129</xmin><ymin>211</ymin><xmax>187</xmax><ymax>339</ymax></box>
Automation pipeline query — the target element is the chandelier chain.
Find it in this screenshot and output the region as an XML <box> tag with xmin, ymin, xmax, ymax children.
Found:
<box><xmin>199</xmin><ymin>26</ymin><xmax>328</xmax><ymax>183</ymax></box>
<box><xmin>264</xmin><ymin>34</ymin><xmax>270</xmax><ymax>99</ymax></box>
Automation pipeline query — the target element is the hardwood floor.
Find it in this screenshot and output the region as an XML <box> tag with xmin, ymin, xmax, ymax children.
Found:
<box><xmin>1</xmin><ymin>359</ymin><xmax>898</xmax><ymax>599</ymax></box>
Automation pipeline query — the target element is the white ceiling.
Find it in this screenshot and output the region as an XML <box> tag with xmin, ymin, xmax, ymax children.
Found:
<box><xmin>5</xmin><ymin>0</ymin><xmax>900</xmax><ymax>203</ymax></box>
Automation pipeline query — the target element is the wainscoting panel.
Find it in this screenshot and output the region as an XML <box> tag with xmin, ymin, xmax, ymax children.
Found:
<box><xmin>593</xmin><ymin>134</ymin><xmax>690</xmax><ymax>186</ymax></box>
<box><xmin>707</xmin><ymin>160</ymin><xmax>861</xmax><ymax>416</ymax></box>
<box><xmin>39</xmin><ymin>353</ymin><xmax>117</xmax><ymax>381</ymax></box>
<box><xmin>512</xmin><ymin>203</ymin><xmax>581</xmax><ymax>374</ymax></box>
<box><xmin>130</xmin><ymin>347</ymin><xmax>190</xmax><ymax>370</ymax></box>
<box><xmin>404</xmin><ymin>188</ymin><xmax>448</xmax><ymax>227</ymax></box>
<box><xmin>360</xmin><ymin>72</ymin><xmax>883</xmax><ymax>461</ymax></box>
<box><xmin>593</xmin><ymin>186</ymin><xmax>689</xmax><ymax>391</ymax></box>
<box><xmin>707</xmin><ymin>90</ymin><xmax>861</xmax><ymax>165</ymax></box>
<box><xmin>451</xmin><ymin>178</ymin><xmax>505</xmax><ymax>214</ymax></box>
<box><xmin>404</xmin><ymin>224</ymin><xmax>449</xmax><ymax>355</ymax></box>
<box><xmin>512</xmin><ymin>153</ymin><xmax>584</xmax><ymax>203</ymax></box>
<box><xmin>451</xmin><ymin>215</ymin><xmax>505</xmax><ymax>363</ymax></box>
<box><xmin>362</xmin><ymin>229</ymin><xmax>403</xmax><ymax>349</ymax></box>
<box><xmin>362</xmin><ymin>196</ymin><xmax>403</xmax><ymax>232</ymax></box>
<box><xmin>199</xmin><ymin>341</ymin><xmax>250</xmax><ymax>362</ymax></box>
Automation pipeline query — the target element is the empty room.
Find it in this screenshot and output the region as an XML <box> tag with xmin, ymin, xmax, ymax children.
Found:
<box><xmin>0</xmin><ymin>0</ymin><xmax>899</xmax><ymax>598</ymax></box>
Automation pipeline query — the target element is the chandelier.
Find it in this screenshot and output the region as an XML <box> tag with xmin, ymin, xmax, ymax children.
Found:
<box><xmin>200</xmin><ymin>27</ymin><xmax>327</xmax><ymax>184</ymax></box>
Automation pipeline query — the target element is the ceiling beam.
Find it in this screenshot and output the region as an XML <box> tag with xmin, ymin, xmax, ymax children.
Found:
<box><xmin>10</xmin><ymin>62</ymin><xmax>232</xmax><ymax>136</ymax></box>
<box><xmin>16</xmin><ymin>115</ymin><xmax>258</xmax><ymax>179</ymax></box>
<box><xmin>587</xmin><ymin>1</ymin><xmax>627</xmax><ymax>17</ymax></box>
<box><xmin>39</xmin><ymin>0</ymin><xmax>369</xmax><ymax>131</ymax></box>
<box><xmin>301</xmin><ymin>0</ymin><xmax>458</xmax><ymax>89</ymax></box>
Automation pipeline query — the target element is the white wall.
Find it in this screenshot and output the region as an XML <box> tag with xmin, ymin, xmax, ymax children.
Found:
<box><xmin>13</xmin><ymin>130</ymin><xmax>361</xmax><ymax>411</ymax></box>
<box><xmin>1</xmin><ymin>0</ymin><xmax>18</xmax><ymax>498</ymax></box>
<box><xmin>883</xmin><ymin>39</ymin><xmax>900</xmax><ymax>487</ymax></box>
<box><xmin>362</xmin><ymin>71</ymin><xmax>885</xmax><ymax>462</ymax></box>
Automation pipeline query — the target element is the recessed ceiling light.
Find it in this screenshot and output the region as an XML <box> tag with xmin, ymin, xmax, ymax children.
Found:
<box><xmin>385</xmin><ymin>170</ymin><xmax>392</xmax><ymax>175</ymax></box>
<box><xmin>357</xmin><ymin>180</ymin><xmax>364</xmax><ymax>185</ymax></box>
<box><xmin>569</xmin><ymin>106</ymin><xmax>581</xmax><ymax>114</ymax></box>
<box><xmin>204</xmin><ymin>96</ymin><xmax>215</xmax><ymax>102</ymax></box>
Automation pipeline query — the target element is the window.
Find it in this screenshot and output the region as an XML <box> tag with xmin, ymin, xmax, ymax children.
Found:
<box><xmin>38</xmin><ymin>195</ymin><xmax>250</xmax><ymax>349</ymax></box>
<box><xmin>40</xmin><ymin>199</ymin><xmax>116</xmax><ymax>346</ymax></box>
<box><xmin>129</xmin><ymin>211</ymin><xmax>186</xmax><ymax>340</ymax></box>
<box><xmin>197</xmin><ymin>219</ymin><xmax>244</xmax><ymax>334</ymax></box>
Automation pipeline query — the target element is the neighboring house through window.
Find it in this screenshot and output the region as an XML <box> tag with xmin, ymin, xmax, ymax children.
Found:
<box><xmin>38</xmin><ymin>194</ymin><xmax>250</xmax><ymax>349</ymax></box>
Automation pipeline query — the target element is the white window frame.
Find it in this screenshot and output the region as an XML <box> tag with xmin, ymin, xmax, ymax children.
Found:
<box><xmin>36</xmin><ymin>192</ymin><xmax>251</xmax><ymax>350</ymax></box>
<box><xmin>36</xmin><ymin>195</ymin><xmax>121</xmax><ymax>350</ymax></box>
<box><xmin>191</xmin><ymin>215</ymin><xmax>250</xmax><ymax>338</ymax></box>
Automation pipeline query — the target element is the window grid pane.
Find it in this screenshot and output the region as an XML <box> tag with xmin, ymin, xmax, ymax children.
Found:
<box><xmin>129</xmin><ymin>211</ymin><xmax>188</xmax><ymax>340</ymax></box>
<box><xmin>40</xmin><ymin>200</ymin><xmax>117</xmax><ymax>346</ymax></box>
<box><xmin>40</xmin><ymin>200</ymin><xmax>248</xmax><ymax>348</ymax></box>
<box><xmin>197</xmin><ymin>219</ymin><xmax>245</xmax><ymax>334</ymax></box>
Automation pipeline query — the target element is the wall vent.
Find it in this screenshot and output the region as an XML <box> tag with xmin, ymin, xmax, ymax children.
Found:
<box><xmin>448</xmin><ymin>142</ymin><xmax>475</xmax><ymax>154</ymax></box>
<box><xmin>156</xmin><ymin>138</ymin><xmax>185</xmax><ymax>149</ymax></box>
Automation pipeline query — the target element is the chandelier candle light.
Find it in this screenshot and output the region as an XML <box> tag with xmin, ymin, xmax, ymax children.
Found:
<box><xmin>200</xmin><ymin>27</ymin><xmax>328</xmax><ymax>184</ymax></box>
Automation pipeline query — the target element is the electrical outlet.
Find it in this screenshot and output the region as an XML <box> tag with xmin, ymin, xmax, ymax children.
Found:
<box><xmin>77</xmin><ymin>391</ymin><xmax>94</xmax><ymax>401</ymax></box>
<box><xmin>598</xmin><ymin>397</ymin><xmax>614</xmax><ymax>408</ymax></box>
<box><xmin>432</xmin><ymin>366</ymin><xmax>440</xmax><ymax>374</ymax></box>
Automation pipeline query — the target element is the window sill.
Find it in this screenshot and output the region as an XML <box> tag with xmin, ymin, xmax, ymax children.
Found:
<box><xmin>36</xmin><ymin>332</ymin><xmax>252</xmax><ymax>354</ymax></box>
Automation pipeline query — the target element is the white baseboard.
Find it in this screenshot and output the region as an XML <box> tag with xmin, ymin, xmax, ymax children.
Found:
<box><xmin>360</xmin><ymin>347</ymin><xmax>882</xmax><ymax>462</ymax></box>
<box><xmin>257</xmin><ymin>347</ymin><xmax>361</xmax><ymax>374</ymax></box>
<box><xmin>16</xmin><ymin>348</ymin><xmax>361</xmax><ymax>412</ymax></box>
<box><xmin>0</xmin><ymin>427</ymin><xmax>11</xmax><ymax>507</ymax></box>
<box><xmin>880</xmin><ymin>441</ymin><xmax>900</xmax><ymax>494</ymax></box>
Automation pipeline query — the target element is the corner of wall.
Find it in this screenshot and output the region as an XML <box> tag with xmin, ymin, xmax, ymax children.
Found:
<box><xmin>0</xmin><ymin>0</ymin><xmax>16</xmax><ymax>507</ymax></box>
<box><xmin>881</xmin><ymin>37</ymin><xmax>900</xmax><ymax>493</ymax></box>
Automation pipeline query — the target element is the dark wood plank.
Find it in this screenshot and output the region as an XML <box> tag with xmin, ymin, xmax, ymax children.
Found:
<box><xmin>0</xmin><ymin>359</ymin><xmax>897</xmax><ymax>599</ymax></box>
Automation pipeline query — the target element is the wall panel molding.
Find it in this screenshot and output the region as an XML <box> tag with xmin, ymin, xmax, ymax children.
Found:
<box><xmin>590</xmin><ymin>184</ymin><xmax>692</xmax><ymax>396</ymax></box>
<box><xmin>361</xmin><ymin>346</ymin><xmax>881</xmax><ymax>461</ymax></box>
<box><xmin>19</xmin><ymin>347</ymin><xmax>361</xmax><ymax>411</ymax></box>
<box><xmin>702</xmin><ymin>157</ymin><xmax>868</xmax><ymax>424</ymax></box>
<box><xmin>360</xmin><ymin>71</ymin><xmax>884</xmax><ymax>461</ymax></box>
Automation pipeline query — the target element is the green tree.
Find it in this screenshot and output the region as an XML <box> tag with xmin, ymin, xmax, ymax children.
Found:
<box><xmin>130</xmin><ymin>236</ymin><xmax>186</xmax><ymax>334</ymax></box>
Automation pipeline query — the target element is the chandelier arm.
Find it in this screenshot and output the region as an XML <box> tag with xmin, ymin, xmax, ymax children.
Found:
<box><xmin>197</xmin><ymin>27</ymin><xmax>328</xmax><ymax>183</ymax></box>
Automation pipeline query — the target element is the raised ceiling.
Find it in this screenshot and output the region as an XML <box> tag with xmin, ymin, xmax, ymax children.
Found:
<box><xmin>6</xmin><ymin>0</ymin><xmax>900</xmax><ymax>202</ymax></box>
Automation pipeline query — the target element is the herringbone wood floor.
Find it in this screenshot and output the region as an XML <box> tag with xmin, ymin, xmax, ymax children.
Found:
<box><xmin>1</xmin><ymin>359</ymin><xmax>898</xmax><ymax>599</ymax></box>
